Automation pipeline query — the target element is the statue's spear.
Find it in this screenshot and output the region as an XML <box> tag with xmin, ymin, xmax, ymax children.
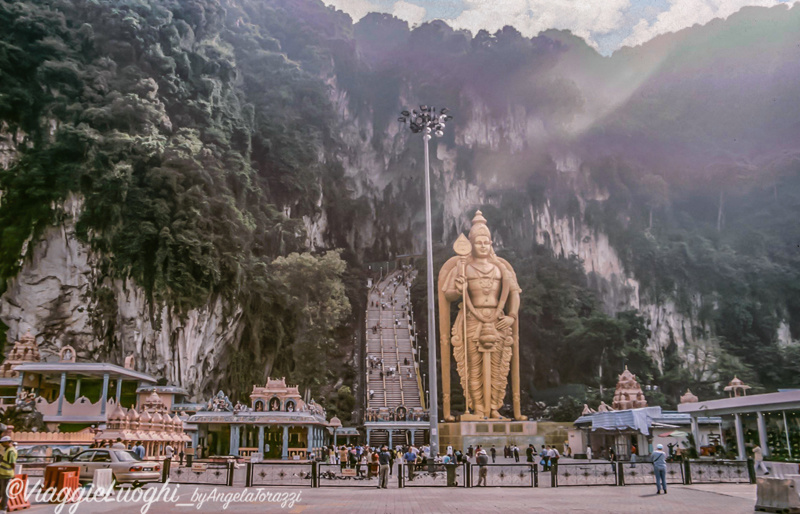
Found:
<box><xmin>453</xmin><ymin>234</ymin><xmax>472</xmax><ymax>415</ymax></box>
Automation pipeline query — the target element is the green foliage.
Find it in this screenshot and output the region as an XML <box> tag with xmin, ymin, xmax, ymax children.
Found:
<box><xmin>582</xmin><ymin>155</ymin><xmax>800</xmax><ymax>394</ymax></box>
<box><xmin>324</xmin><ymin>385</ymin><xmax>355</xmax><ymax>424</ymax></box>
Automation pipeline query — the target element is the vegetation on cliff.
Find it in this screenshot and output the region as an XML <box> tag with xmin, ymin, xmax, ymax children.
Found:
<box><xmin>1</xmin><ymin>0</ymin><xmax>799</xmax><ymax>411</ymax></box>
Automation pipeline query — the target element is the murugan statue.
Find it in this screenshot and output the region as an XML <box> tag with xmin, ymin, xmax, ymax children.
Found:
<box><xmin>438</xmin><ymin>211</ymin><xmax>525</xmax><ymax>421</ymax></box>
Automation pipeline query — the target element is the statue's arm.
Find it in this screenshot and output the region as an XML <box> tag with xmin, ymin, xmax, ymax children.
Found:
<box><xmin>442</xmin><ymin>263</ymin><xmax>462</xmax><ymax>302</ymax></box>
<box><xmin>506</xmin><ymin>289</ymin><xmax>520</xmax><ymax>319</ymax></box>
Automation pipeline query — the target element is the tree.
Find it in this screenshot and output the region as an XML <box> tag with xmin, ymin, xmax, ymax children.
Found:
<box><xmin>271</xmin><ymin>251</ymin><xmax>351</xmax><ymax>391</ymax></box>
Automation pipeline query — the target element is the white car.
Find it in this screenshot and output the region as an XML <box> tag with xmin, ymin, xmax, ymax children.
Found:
<box><xmin>47</xmin><ymin>449</ymin><xmax>161</xmax><ymax>486</ymax></box>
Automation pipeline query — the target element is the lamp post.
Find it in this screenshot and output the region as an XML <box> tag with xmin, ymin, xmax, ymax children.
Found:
<box><xmin>398</xmin><ymin>105</ymin><xmax>453</xmax><ymax>456</ymax></box>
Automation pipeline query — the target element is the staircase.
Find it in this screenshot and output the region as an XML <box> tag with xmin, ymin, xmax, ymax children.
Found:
<box><xmin>365</xmin><ymin>270</ymin><xmax>424</xmax><ymax>416</ymax></box>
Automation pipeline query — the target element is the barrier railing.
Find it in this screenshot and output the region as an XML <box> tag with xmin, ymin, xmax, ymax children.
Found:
<box><xmin>317</xmin><ymin>463</ymin><xmax>382</xmax><ymax>487</ymax></box>
<box><xmin>18</xmin><ymin>455</ymin><xmax>57</xmax><ymax>477</ymax></box>
<box><xmin>154</xmin><ymin>458</ymin><xmax>753</xmax><ymax>489</ymax></box>
<box><xmin>685</xmin><ymin>459</ymin><xmax>750</xmax><ymax>484</ymax></box>
<box><xmin>163</xmin><ymin>459</ymin><xmax>233</xmax><ymax>486</ymax></box>
<box><xmin>470</xmin><ymin>463</ymin><xmax>536</xmax><ymax>487</ymax></box>
<box><xmin>248</xmin><ymin>462</ymin><xmax>314</xmax><ymax>487</ymax></box>
<box><xmin>399</xmin><ymin>462</ymin><xmax>465</xmax><ymax>487</ymax></box>
<box><xmin>553</xmin><ymin>462</ymin><xmax>618</xmax><ymax>487</ymax></box>
<box><xmin>619</xmin><ymin>461</ymin><xmax>684</xmax><ymax>485</ymax></box>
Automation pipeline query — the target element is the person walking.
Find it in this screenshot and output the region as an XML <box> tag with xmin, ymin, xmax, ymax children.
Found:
<box><xmin>378</xmin><ymin>446</ymin><xmax>391</xmax><ymax>489</ymax></box>
<box><xmin>490</xmin><ymin>445</ymin><xmax>497</xmax><ymax>463</ymax></box>
<box><xmin>0</xmin><ymin>435</ymin><xmax>17</xmax><ymax>514</ymax></box>
<box><xmin>546</xmin><ymin>446</ymin><xmax>560</xmax><ymax>471</ymax></box>
<box><xmin>630</xmin><ymin>444</ymin><xmax>637</xmax><ymax>468</ymax></box>
<box><xmin>165</xmin><ymin>443</ymin><xmax>175</xmax><ymax>461</ymax></box>
<box><xmin>476</xmin><ymin>447</ymin><xmax>489</xmax><ymax>486</ymax></box>
<box><xmin>586</xmin><ymin>446</ymin><xmax>593</xmax><ymax>461</ymax></box>
<box><xmin>513</xmin><ymin>445</ymin><xmax>520</xmax><ymax>462</ymax></box>
<box><xmin>365</xmin><ymin>449</ymin><xmax>373</xmax><ymax>479</ymax></box>
<box><xmin>404</xmin><ymin>446</ymin><xmax>417</xmax><ymax>481</ymax></box>
<box><xmin>526</xmin><ymin>444</ymin><xmax>534</xmax><ymax>463</ymax></box>
<box><xmin>652</xmin><ymin>443</ymin><xmax>668</xmax><ymax>494</ymax></box>
<box><xmin>133</xmin><ymin>441</ymin><xmax>146</xmax><ymax>460</ymax></box>
<box><xmin>753</xmin><ymin>445</ymin><xmax>769</xmax><ymax>475</ymax></box>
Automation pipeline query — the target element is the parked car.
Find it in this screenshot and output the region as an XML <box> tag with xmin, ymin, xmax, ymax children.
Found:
<box><xmin>45</xmin><ymin>449</ymin><xmax>161</xmax><ymax>486</ymax></box>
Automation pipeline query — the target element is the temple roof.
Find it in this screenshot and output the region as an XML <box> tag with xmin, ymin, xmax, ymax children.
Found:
<box><xmin>187</xmin><ymin>410</ymin><xmax>328</xmax><ymax>425</ymax></box>
<box><xmin>136</xmin><ymin>385</ymin><xmax>189</xmax><ymax>395</ymax></box>
<box><xmin>14</xmin><ymin>362</ymin><xmax>157</xmax><ymax>382</ymax></box>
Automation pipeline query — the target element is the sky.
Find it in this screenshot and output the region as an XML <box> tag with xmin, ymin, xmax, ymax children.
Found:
<box><xmin>321</xmin><ymin>0</ymin><xmax>798</xmax><ymax>55</ymax></box>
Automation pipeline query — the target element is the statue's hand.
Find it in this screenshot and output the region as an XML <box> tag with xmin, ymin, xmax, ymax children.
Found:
<box><xmin>454</xmin><ymin>276</ymin><xmax>465</xmax><ymax>294</ymax></box>
<box><xmin>496</xmin><ymin>316</ymin><xmax>514</xmax><ymax>330</ymax></box>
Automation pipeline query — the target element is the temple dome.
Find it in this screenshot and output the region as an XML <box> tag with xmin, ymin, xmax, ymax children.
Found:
<box><xmin>680</xmin><ymin>389</ymin><xmax>699</xmax><ymax>404</ymax></box>
<box><xmin>611</xmin><ymin>366</ymin><xmax>648</xmax><ymax>410</ymax></box>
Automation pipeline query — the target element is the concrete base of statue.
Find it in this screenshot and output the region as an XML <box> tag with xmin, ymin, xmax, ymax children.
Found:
<box><xmin>438</xmin><ymin>418</ymin><xmax>547</xmax><ymax>452</ymax></box>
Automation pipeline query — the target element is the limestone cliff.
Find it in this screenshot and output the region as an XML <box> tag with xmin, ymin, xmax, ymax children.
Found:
<box><xmin>0</xmin><ymin>194</ymin><xmax>243</xmax><ymax>399</ymax></box>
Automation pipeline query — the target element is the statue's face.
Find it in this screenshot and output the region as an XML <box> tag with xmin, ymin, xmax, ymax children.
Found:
<box><xmin>472</xmin><ymin>235</ymin><xmax>492</xmax><ymax>258</ymax></box>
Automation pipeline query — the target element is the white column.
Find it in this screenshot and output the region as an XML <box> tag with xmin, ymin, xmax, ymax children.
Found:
<box><xmin>56</xmin><ymin>373</ymin><xmax>67</xmax><ymax>416</ymax></box>
<box><xmin>100</xmin><ymin>373</ymin><xmax>110</xmax><ymax>415</ymax></box>
<box><xmin>783</xmin><ymin>412</ymin><xmax>793</xmax><ymax>459</ymax></box>
<box><xmin>258</xmin><ymin>426</ymin><xmax>265</xmax><ymax>455</ymax></box>
<box><xmin>757</xmin><ymin>411</ymin><xmax>769</xmax><ymax>457</ymax></box>
<box><xmin>115</xmin><ymin>378</ymin><xmax>123</xmax><ymax>404</ymax></box>
<box><xmin>74</xmin><ymin>377</ymin><xmax>81</xmax><ymax>401</ymax></box>
<box><xmin>691</xmin><ymin>416</ymin><xmax>700</xmax><ymax>448</ymax></box>
<box><xmin>734</xmin><ymin>413</ymin><xmax>746</xmax><ymax>461</ymax></box>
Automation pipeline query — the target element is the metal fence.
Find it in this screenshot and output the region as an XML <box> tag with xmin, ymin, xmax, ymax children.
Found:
<box><xmin>469</xmin><ymin>463</ymin><xmax>536</xmax><ymax>487</ymax></box>
<box><xmin>17</xmin><ymin>456</ymin><xmax>57</xmax><ymax>477</ymax></box>
<box><xmin>248</xmin><ymin>462</ymin><xmax>314</xmax><ymax>487</ymax></box>
<box><xmin>686</xmin><ymin>459</ymin><xmax>750</xmax><ymax>484</ymax></box>
<box><xmin>619</xmin><ymin>461</ymin><xmax>684</xmax><ymax>485</ymax></box>
<box><xmin>400</xmin><ymin>462</ymin><xmax>465</xmax><ymax>487</ymax></box>
<box><xmin>164</xmin><ymin>460</ymin><xmax>233</xmax><ymax>486</ymax></box>
<box><xmin>154</xmin><ymin>458</ymin><xmax>753</xmax><ymax>488</ymax></box>
<box><xmin>553</xmin><ymin>462</ymin><xmax>619</xmax><ymax>487</ymax></box>
<box><xmin>317</xmin><ymin>463</ymin><xmax>382</xmax><ymax>487</ymax></box>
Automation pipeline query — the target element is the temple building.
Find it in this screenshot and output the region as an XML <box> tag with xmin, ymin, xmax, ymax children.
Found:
<box><xmin>679</xmin><ymin>384</ymin><xmax>800</xmax><ymax>461</ymax></box>
<box><xmin>98</xmin><ymin>391</ymin><xmax>191</xmax><ymax>457</ymax></box>
<box><xmin>16</xmin><ymin>346</ymin><xmax>158</xmax><ymax>431</ymax></box>
<box><xmin>0</xmin><ymin>331</ymin><xmax>41</xmax><ymax>410</ymax></box>
<box><xmin>570</xmin><ymin>367</ymin><xmax>722</xmax><ymax>459</ymax></box>
<box><xmin>187</xmin><ymin>378</ymin><xmax>334</xmax><ymax>460</ymax></box>
<box><xmin>5</xmin><ymin>330</ymin><xmax>194</xmax><ymax>453</ymax></box>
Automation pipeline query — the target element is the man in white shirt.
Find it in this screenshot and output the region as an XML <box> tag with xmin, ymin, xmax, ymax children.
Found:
<box><xmin>165</xmin><ymin>444</ymin><xmax>174</xmax><ymax>460</ymax></box>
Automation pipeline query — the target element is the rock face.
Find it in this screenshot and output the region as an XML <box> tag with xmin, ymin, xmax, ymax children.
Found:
<box><xmin>325</xmin><ymin>86</ymin><xmax>700</xmax><ymax>369</ymax></box>
<box><xmin>0</xmin><ymin>85</ymin><xmax>775</xmax><ymax>395</ymax></box>
<box><xmin>0</xmin><ymin>195</ymin><xmax>243</xmax><ymax>399</ymax></box>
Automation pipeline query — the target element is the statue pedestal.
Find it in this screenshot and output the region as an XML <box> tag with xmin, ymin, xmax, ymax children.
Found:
<box><xmin>438</xmin><ymin>419</ymin><xmax>544</xmax><ymax>452</ymax></box>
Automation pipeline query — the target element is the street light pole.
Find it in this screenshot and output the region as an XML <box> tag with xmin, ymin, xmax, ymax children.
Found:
<box><xmin>398</xmin><ymin>105</ymin><xmax>452</xmax><ymax>457</ymax></box>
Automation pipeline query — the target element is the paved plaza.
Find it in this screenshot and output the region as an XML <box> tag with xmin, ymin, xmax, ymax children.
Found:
<box><xmin>17</xmin><ymin>481</ymin><xmax>757</xmax><ymax>513</ymax></box>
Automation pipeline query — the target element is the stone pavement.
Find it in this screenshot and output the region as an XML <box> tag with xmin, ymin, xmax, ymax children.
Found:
<box><xmin>19</xmin><ymin>482</ymin><xmax>757</xmax><ymax>513</ymax></box>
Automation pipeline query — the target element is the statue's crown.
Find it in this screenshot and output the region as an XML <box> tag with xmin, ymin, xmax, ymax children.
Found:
<box><xmin>469</xmin><ymin>210</ymin><xmax>491</xmax><ymax>241</ymax></box>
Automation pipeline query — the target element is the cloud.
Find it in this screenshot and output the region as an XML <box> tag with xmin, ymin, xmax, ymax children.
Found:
<box><xmin>324</xmin><ymin>0</ymin><xmax>381</xmax><ymax>22</ymax></box>
<box><xmin>392</xmin><ymin>1</ymin><xmax>427</xmax><ymax>26</ymax></box>
<box><xmin>444</xmin><ymin>0</ymin><xmax>632</xmax><ymax>50</ymax></box>
<box><xmin>620</xmin><ymin>0</ymin><xmax>786</xmax><ymax>48</ymax></box>
<box><xmin>321</xmin><ymin>0</ymin><xmax>800</xmax><ymax>53</ymax></box>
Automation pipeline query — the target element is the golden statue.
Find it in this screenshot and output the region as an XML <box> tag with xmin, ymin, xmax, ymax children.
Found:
<box><xmin>438</xmin><ymin>210</ymin><xmax>526</xmax><ymax>421</ymax></box>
